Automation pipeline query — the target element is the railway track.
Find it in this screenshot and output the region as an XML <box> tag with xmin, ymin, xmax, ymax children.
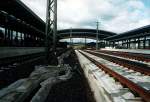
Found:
<box><xmin>0</xmin><ymin>47</ymin><xmax>69</xmax><ymax>67</ymax></box>
<box><xmin>0</xmin><ymin>52</ymin><xmax>46</xmax><ymax>89</ymax></box>
<box><xmin>0</xmin><ymin>52</ymin><xmax>45</xmax><ymax>67</ymax></box>
<box><xmin>98</xmin><ymin>50</ymin><xmax>150</xmax><ymax>63</ymax></box>
<box><xmin>79</xmin><ymin>50</ymin><xmax>150</xmax><ymax>102</ymax></box>
<box><xmin>85</xmin><ymin>50</ymin><xmax>150</xmax><ymax>75</ymax></box>
<box><xmin>0</xmin><ymin>48</ymin><xmax>70</xmax><ymax>89</ymax></box>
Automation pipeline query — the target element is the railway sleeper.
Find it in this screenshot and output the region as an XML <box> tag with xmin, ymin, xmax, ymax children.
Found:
<box><xmin>98</xmin><ymin>50</ymin><xmax>150</xmax><ymax>63</ymax></box>
<box><xmin>80</xmin><ymin>51</ymin><xmax>150</xmax><ymax>102</ymax></box>
<box><xmin>86</xmin><ymin>51</ymin><xmax>150</xmax><ymax>75</ymax></box>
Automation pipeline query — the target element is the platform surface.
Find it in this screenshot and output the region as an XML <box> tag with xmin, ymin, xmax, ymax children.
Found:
<box><xmin>101</xmin><ymin>48</ymin><xmax>150</xmax><ymax>54</ymax></box>
<box><xmin>0</xmin><ymin>47</ymin><xmax>45</xmax><ymax>59</ymax></box>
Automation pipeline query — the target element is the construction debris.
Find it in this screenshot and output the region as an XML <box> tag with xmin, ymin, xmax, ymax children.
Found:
<box><xmin>0</xmin><ymin>50</ymin><xmax>73</xmax><ymax>102</ymax></box>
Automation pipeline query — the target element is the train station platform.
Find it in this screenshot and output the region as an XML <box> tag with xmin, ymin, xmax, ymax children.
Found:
<box><xmin>102</xmin><ymin>48</ymin><xmax>150</xmax><ymax>54</ymax></box>
<box><xmin>0</xmin><ymin>47</ymin><xmax>45</xmax><ymax>59</ymax></box>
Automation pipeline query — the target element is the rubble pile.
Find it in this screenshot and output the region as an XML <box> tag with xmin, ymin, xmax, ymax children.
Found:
<box><xmin>0</xmin><ymin>50</ymin><xmax>72</xmax><ymax>102</ymax></box>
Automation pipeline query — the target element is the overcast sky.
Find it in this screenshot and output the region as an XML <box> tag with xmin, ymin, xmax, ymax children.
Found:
<box><xmin>21</xmin><ymin>0</ymin><xmax>150</xmax><ymax>33</ymax></box>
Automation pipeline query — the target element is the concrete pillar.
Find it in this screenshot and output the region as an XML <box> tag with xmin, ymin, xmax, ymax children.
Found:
<box><xmin>149</xmin><ymin>39</ymin><xmax>150</xmax><ymax>49</ymax></box>
<box><xmin>108</xmin><ymin>41</ymin><xmax>110</xmax><ymax>47</ymax></box>
<box><xmin>15</xmin><ymin>31</ymin><xmax>18</xmax><ymax>47</ymax></box>
<box><xmin>113</xmin><ymin>41</ymin><xmax>115</xmax><ymax>48</ymax></box>
<box><xmin>84</xmin><ymin>37</ymin><xmax>86</xmax><ymax>47</ymax></box>
<box><xmin>106</xmin><ymin>41</ymin><xmax>109</xmax><ymax>47</ymax></box>
<box><xmin>117</xmin><ymin>41</ymin><xmax>119</xmax><ymax>47</ymax></box>
<box><xmin>16</xmin><ymin>31</ymin><xmax>18</xmax><ymax>38</ymax></box>
<box><xmin>4</xmin><ymin>14</ymin><xmax>8</xmax><ymax>46</ymax></box>
<box><xmin>4</xmin><ymin>28</ymin><xmax>8</xmax><ymax>43</ymax></box>
<box><xmin>128</xmin><ymin>39</ymin><xmax>131</xmax><ymax>49</ymax></box>
<box><xmin>126</xmin><ymin>40</ymin><xmax>128</xmax><ymax>48</ymax></box>
<box><xmin>122</xmin><ymin>40</ymin><xmax>123</xmax><ymax>46</ymax></box>
<box><xmin>10</xmin><ymin>30</ymin><xmax>13</xmax><ymax>46</ymax></box>
<box><xmin>134</xmin><ymin>39</ymin><xmax>136</xmax><ymax>49</ymax></box>
<box><xmin>138</xmin><ymin>38</ymin><xmax>140</xmax><ymax>49</ymax></box>
<box><xmin>127</xmin><ymin>40</ymin><xmax>129</xmax><ymax>49</ymax></box>
<box><xmin>24</xmin><ymin>33</ymin><xmax>26</xmax><ymax>47</ymax></box>
<box><xmin>143</xmin><ymin>36</ymin><xmax>146</xmax><ymax>49</ymax></box>
<box><xmin>20</xmin><ymin>32</ymin><xmax>23</xmax><ymax>46</ymax></box>
<box><xmin>33</xmin><ymin>36</ymin><xmax>36</xmax><ymax>46</ymax></box>
<box><xmin>123</xmin><ymin>40</ymin><xmax>125</xmax><ymax>48</ymax></box>
<box><xmin>7</xmin><ymin>29</ymin><xmax>11</xmax><ymax>46</ymax></box>
<box><xmin>20</xmin><ymin>21</ymin><xmax>24</xmax><ymax>47</ymax></box>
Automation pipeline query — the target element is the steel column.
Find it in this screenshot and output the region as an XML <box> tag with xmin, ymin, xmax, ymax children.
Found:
<box><xmin>45</xmin><ymin>0</ymin><xmax>57</xmax><ymax>62</ymax></box>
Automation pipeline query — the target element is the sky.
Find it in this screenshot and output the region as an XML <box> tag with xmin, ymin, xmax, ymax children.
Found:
<box><xmin>21</xmin><ymin>0</ymin><xmax>150</xmax><ymax>34</ymax></box>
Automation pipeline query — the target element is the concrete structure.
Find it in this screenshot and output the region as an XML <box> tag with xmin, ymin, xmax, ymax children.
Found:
<box><xmin>105</xmin><ymin>25</ymin><xmax>150</xmax><ymax>49</ymax></box>
<box><xmin>0</xmin><ymin>0</ymin><xmax>45</xmax><ymax>47</ymax></box>
<box><xmin>58</xmin><ymin>28</ymin><xmax>116</xmax><ymax>40</ymax></box>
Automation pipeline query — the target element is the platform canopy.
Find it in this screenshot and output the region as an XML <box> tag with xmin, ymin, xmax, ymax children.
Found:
<box><xmin>105</xmin><ymin>25</ymin><xmax>150</xmax><ymax>41</ymax></box>
<box><xmin>58</xmin><ymin>28</ymin><xmax>116</xmax><ymax>40</ymax></box>
<box><xmin>0</xmin><ymin>0</ymin><xmax>45</xmax><ymax>32</ymax></box>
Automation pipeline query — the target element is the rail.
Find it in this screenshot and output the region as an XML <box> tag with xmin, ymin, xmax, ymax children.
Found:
<box><xmin>85</xmin><ymin>50</ymin><xmax>150</xmax><ymax>75</ymax></box>
<box><xmin>79</xmin><ymin>50</ymin><xmax>150</xmax><ymax>102</ymax></box>
<box><xmin>97</xmin><ymin>50</ymin><xmax>150</xmax><ymax>63</ymax></box>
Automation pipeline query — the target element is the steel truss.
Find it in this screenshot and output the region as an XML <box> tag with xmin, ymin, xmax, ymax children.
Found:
<box><xmin>45</xmin><ymin>0</ymin><xmax>57</xmax><ymax>61</ymax></box>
